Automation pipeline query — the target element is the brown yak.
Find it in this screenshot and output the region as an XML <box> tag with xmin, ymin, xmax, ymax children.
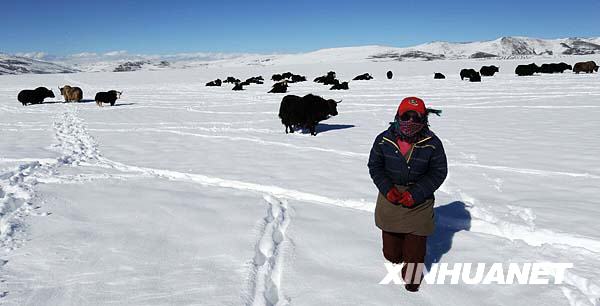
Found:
<box><xmin>59</xmin><ymin>85</ymin><xmax>83</xmax><ymax>102</ymax></box>
<box><xmin>573</xmin><ymin>61</ymin><xmax>599</xmax><ymax>74</ymax></box>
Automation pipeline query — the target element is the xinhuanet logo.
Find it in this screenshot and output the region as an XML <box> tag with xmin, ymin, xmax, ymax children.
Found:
<box><xmin>380</xmin><ymin>262</ymin><xmax>574</xmax><ymax>285</ymax></box>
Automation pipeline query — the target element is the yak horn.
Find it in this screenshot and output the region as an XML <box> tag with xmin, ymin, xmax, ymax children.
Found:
<box><xmin>336</xmin><ymin>100</ymin><xmax>342</xmax><ymax>104</ymax></box>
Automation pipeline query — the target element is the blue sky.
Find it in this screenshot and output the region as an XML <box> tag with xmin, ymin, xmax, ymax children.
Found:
<box><xmin>2</xmin><ymin>0</ymin><xmax>599</xmax><ymax>55</ymax></box>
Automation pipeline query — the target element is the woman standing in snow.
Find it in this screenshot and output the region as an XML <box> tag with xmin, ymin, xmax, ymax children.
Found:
<box><xmin>367</xmin><ymin>96</ymin><xmax>448</xmax><ymax>292</ymax></box>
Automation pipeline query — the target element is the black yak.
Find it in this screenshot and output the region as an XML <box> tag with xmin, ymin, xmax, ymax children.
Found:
<box><xmin>268</xmin><ymin>81</ymin><xmax>288</xmax><ymax>93</ymax></box>
<box><xmin>515</xmin><ymin>63</ymin><xmax>540</xmax><ymax>76</ymax></box>
<box><xmin>17</xmin><ymin>87</ymin><xmax>55</xmax><ymax>106</ymax></box>
<box><xmin>352</xmin><ymin>73</ymin><xmax>373</xmax><ymax>80</ymax></box>
<box><xmin>224</xmin><ymin>76</ymin><xmax>240</xmax><ymax>83</ymax></box>
<box><xmin>460</xmin><ymin>69</ymin><xmax>478</xmax><ymax>80</ymax></box>
<box><xmin>557</xmin><ymin>62</ymin><xmax>573</xmax><ymax>73</ymax></box>
<box><xmin>539</xmin><ymin>63</ymin><xmax>572</xmax><ymax>73</ymax></box>
<box><xmin>289</xmin><ymin>74</ymin><xmax>307</xmax><ymax>83</ymax></box>
<box><xmin>480</xmin><ymin>65</ymin><xmax>499</xmax><ymax>77</ymax></box>
<box><xmin>434</xmin><ymin>73</ymin><xmax>446</xmax><ymax>79</ymax></box>
<box><xmin>206</xmin><ymin>79</ymin><xmax>222</xmax><ymax>86</ymax></box>
<box><xmin>271</xmin><ymin>74</ymin><xmax>284</xmax><ymax>82</ymax></box>
<box><xmin>387</xmin><ymin>70</ymin><xmax>393</xmax><ymax>79</ymax></box>
<box><xmin>330</xmin><ymin>81</ymin><xmax>349</xmax><ymax>90</ymax></box>
<box><xmin>278</xmin><ymin>94</ymin><xmax>340</xmax><ymax>136</ymax></box>
<box><xmin>274</xmin><ymin>72</ymin><xmax>305</xmax><ymax>83</ymax></box>
<box><xmin>232</xmin><ymin>83</ymin><xmax>244</xmax><ymax>91</ymax></box>
<box><xmin>95</xmin><ymin>90</ymin><xmax>122</xmax><ymax>107</ymax></box>
<box><xmin>573</xmin><ymin>61</ymin><xmax>598</xmax><ymax>74</ymax></box>
<box><xmin>245</xmin><ymin>76</ymin><xmax>264</xmax><ymax>84</ymax></box>
<box><xmin>314</xmin><ymin>71</ymin><xmax>337</xmax><ymax>85</ymax></box>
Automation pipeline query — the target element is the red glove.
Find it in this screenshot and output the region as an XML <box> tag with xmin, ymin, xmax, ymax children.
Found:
<box><xmin>398</xmin><ymin>191</ymin><xmax>415</xmax><ymax>207</ymax></box>
<box><xmin>386</xmin><ymin>188</ymin><xmax>402</xmax><ymax>204</ymax></box>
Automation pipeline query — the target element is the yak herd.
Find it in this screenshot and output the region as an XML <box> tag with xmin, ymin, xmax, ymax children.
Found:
<box><xmin>17</xmin><ymin>85</ymin><xmax>122</xmax><ymax>107</ymax></box>
<box><xmin>205</xmin><ymin>59</ymin><xmax>598</xmax><ymax>135</ymax></box>
<box><xmin>456</xmin><ymin>60</ymin><xmax>597</xmax><ymax>81</ymax></box>
<box><xmin>205</xmin><ymin>60</ymin><xmax>597</xmax><ymax>91</ymax></box>
<box><xmin>514</xmin><ymin>61</ymin><xmax>598</xmax><ymax>76</ymax></box>
<box><xmin>202</xmin><ymin>59</ymin><xmax>597</xmax><ymax>135</ymax></box>
<box><xmin>207</xmin><ymin>70</ymin><xmax>365</xmax><ymax>93</ymax></box>
<box><xmin>14</xmin><ymin>59</ymin><xmax>598</xmax><ymax>136</ymax></box>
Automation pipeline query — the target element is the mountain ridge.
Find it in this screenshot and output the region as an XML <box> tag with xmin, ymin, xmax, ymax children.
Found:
<box><xmin>0</xmin><ymin>53</ymin><xmax>79</xmax><ymax>75</ymax></box>
<box><xmin>3</xmin><ymin>36</ymin><xmax>600</xmax><ymax>74</ymax></box>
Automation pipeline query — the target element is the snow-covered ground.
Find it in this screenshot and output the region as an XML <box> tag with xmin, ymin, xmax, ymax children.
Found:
<box><xmin>1</xmin><ymin>56</ymin><xmax>600</xmax><ymax>306</ymax></box>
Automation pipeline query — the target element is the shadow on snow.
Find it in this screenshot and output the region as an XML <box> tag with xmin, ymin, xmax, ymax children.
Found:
<box><xmin>425</xmin><ymin>201</ymin><xmax>472</xmax><ymax>270</ymax></box>
<box><xmin>295</xmin><ymin>123</ymin><xmax>355</xmax><ymax>134</ymax></box>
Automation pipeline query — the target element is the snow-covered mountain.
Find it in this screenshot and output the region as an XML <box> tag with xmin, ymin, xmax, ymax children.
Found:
<box><xmin>0</xmin><ymin>53</ymin><xmax>78</xmax><ymax>75</ymax></box>
<box><xmin>255</xmin><ymin>36</ymin><xmax>600</xmax><ymax>67</ymax></box>
<box><xmin>21</xmin><ymin>51</ymin><xmax>261</xmax><ymax>73</ymax></box>
<box><xmin>381</xmin><ymin>36</ymin><xmax>600</xmax><ymax>60</ymax></box>
<box><xmin>4</xmin><ymin>36</ymin><xmax>600</xmax><ymax>74</ymax></box>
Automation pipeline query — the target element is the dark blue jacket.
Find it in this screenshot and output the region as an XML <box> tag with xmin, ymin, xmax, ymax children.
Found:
<box><xmin>367</xmin><ymin>126</ymin><xmax>448</xmax><ymax>205</ymax></box>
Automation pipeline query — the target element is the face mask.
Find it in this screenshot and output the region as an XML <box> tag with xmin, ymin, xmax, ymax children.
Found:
<box><xmin>397</xmin><ymin>120</ymin><xmax>425</xmax><ymax>137</ymax></box>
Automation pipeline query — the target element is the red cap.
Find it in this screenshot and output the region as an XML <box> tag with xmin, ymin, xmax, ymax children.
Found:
<box><xmin>397</xmin><ymin>97</ymin><xmax>426</xmax><ymax>116</ymax></box>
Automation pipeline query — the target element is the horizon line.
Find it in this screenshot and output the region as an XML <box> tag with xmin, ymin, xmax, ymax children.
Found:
<box><xmin>4</xmin><ymin>34</ymin><xmax>599</xmax><ymax>60</ymax></box>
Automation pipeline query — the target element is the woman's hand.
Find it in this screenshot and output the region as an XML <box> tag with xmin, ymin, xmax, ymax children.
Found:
<box><xmin>398</xmin><ymin>191</ymin><xmax>415</xmax><ymax>207</ymax></box>
<box><xmin>386</xmin><ymin>188</ymin><xmax>403</xmax><ymax>204</ymax></box>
